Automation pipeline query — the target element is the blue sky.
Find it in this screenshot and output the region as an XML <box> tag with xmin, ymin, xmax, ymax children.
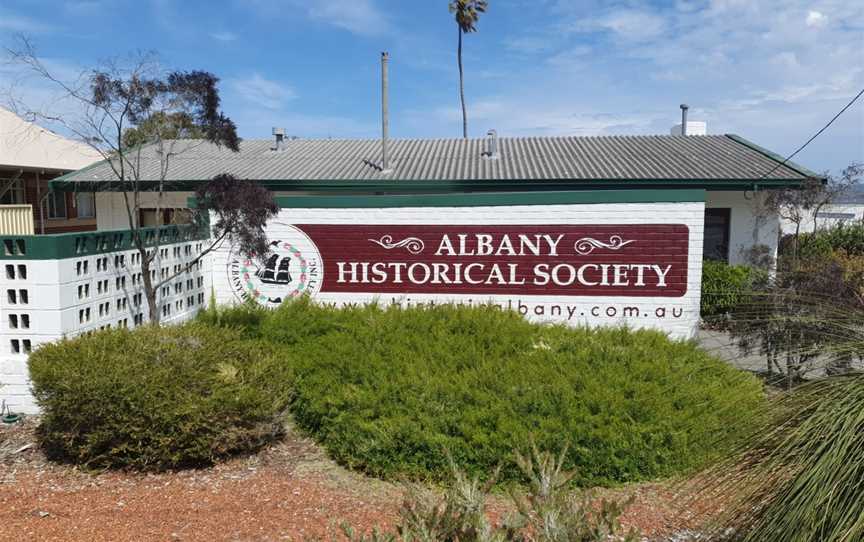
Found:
<box><xmin>1</xmin><ymin>0</ymin><xmax>862</xmax><ymax>175</ymax></box>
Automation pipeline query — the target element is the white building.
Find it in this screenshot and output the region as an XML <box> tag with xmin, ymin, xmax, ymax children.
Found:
<box><xmin>780</xmin><ymin>188</ymin><xmax>864</xmax><ymax>234</ymax></box>
<box><xmin>1</xmin><ymin>132</ymin><xmax>823</xmax><ymax>414</ymax></box>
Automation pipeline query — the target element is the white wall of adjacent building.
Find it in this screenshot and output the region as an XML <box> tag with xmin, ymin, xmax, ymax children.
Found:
<box><xmin>779</xmin><ymin>203</ymin><xmax>864</xmax><ymax>235</ymax></box>
<box><xmin>705</xmin><ymin>191</ymin><xmax>781</xmax><ymax>265</ymax></box>
<box><xmin>95</xmin><ymin>192</ymin><xmax>195</xmax><ymax>230</ymax></box>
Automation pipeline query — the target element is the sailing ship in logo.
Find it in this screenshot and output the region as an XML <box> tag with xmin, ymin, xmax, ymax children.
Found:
<box><xmin>227</xmin><ymin>226</ymin><xmax>323</xmax><ymax>307</ymax></box>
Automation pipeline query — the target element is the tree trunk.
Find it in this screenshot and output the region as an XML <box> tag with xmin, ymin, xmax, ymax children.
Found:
<box><xmin>457</xmin><ymin>27</ymin><xmax>468</xmax><ymax>139</ymax></box>
<box><xmin>140</xmin><ymin>250</ymin><xmax>160</xmax><ymax>325</ymax></box>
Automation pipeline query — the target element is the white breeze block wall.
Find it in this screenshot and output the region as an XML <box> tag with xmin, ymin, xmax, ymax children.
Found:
<box><xmin>706</xmin><ymin>191</ymin><xmax>780</xmax><ymax>265</ymax></box>
<box><xmin>0</xmin><ymin>232</ymin><xmax>212</xmax><ymax>414</ymax></box>
<box><xmin>211</xmin><ymin>201</ymin><xmax>705</xmax><ymax>340</ymax></box>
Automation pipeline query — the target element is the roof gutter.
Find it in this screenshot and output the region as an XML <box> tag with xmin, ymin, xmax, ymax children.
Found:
<box><xmin>49</xmin><ymin>177</ymin><xmax>811</xmax><ymax>193</ymax></box>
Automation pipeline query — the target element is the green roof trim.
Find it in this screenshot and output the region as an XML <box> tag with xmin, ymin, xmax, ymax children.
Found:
<box><xmin>0</xmin><ymin>224</ymin><xmax>209</xmax><ymax>261</ymax></box>
<box><xmin>724</xmin><ymin>134</ymin><xmax>825</xmax><ymax>181</ymax></box>
<box><xmin>188</xmin><ymin>189</ymin><xmax>705</xmax><ymax>209</ymax></box>
<box><xmin>52</xmin><ymin>177</ymin><xmax>803</xmax><ymax>193</ymax></box>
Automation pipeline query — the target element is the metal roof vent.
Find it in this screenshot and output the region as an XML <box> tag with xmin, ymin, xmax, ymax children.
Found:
<box><xmin>272</xmin><ymin>127</ymin><xmax>286</xmax><ymax>151</ymax></box>
<box><xmin>484</xmin><ymin>129</ymin><xmax>499</xmax><ymax>159</ymax></box>
<box><xmin>680</xmin><ymin>104</ymin><xmax>689</xmax><ymax>136</ymax></box>
<box><xmin>670</xmin><ymin>104</ymin><xmax>707</xmax><ymax>136</ymax></box>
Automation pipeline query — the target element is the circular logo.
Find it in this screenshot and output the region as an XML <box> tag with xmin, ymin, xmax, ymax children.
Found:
<box><xmin>227</xmin><ymin>224</ymin><xmax>323</xmax><ymax>307</ymax></box>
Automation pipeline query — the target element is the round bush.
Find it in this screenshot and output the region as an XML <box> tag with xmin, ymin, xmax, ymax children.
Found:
<box><xmin>270</xmin><ymin>301</ymin><xmax>764</xmax><ymax>486</ymax></box>
<box><xmin>29</xmin><ymin>323</ymin><xmax>292</xmax><ymax>470</ymax></box>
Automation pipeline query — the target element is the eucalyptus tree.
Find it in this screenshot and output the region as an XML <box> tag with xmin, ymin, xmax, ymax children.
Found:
<box><xmin>6</xmin><ymin>38</ymin><xmax>277</xmax><ymax>324</ymax></box>
<box><xmin>449</xmin><ymin>0</ymin><xmax>488</xmax><ymax>139</ymax></box>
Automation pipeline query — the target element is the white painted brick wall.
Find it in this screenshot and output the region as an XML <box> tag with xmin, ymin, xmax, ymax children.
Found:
<box><xmin>706</xmin><ymin>191</ymin><xmax>780</xmax><ymax>265</ymax></box>
<box><xmin>213</xmin><ymin>201</ymin><xmax>705</xmax><ymax>340</ymax></box>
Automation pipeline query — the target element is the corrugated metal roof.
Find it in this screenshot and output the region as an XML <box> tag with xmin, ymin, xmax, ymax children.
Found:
<box><xmin>56</xmin><ymin>134</ymin><xmax>817</xmax><ymax>184</ymax></box>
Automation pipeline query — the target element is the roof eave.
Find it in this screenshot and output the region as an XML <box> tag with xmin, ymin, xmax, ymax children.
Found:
<box><xmin>49</xmin><ymin>177</ymin><xmax>810</xmax><ymax>193</ymax></box>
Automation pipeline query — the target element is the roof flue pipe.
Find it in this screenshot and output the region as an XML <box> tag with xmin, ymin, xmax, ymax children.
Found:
<box><xmin>680</xmin><ymin>104</ymin><xmax>689</xmax><ymax>136</ymax></box>
<box><xmin>486</xmin><ymin>129</ymin><xmax>498</xmax><ymax>159</ymax></box>
<box><xmin>380</xmin><ymin>51</ymin><xmax>392</xmax><ymax>173</ymax></box>
<box><xmin>272</xmin><ymin>127</ymin><xmax>286</xmax><ymax>151</ymax></box>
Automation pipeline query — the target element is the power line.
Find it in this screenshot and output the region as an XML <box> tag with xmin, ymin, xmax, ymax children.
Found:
<box><xmin>759</xmin><ymin>86</ymin><xmax>864</xmax><ymax>180</ymax></box>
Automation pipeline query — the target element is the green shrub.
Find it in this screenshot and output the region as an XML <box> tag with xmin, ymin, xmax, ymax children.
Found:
<box><xmin>701</xmin><ymin>260</ymin><xmax>761</xmax><ymax>318</ymax></box>
<box><xmin>29</xmin><ymin>323</ymin><xmax>293</xmax><ymax>470</ymax></box>
<box><xmin>784</xmin><ymin>223</ymin><xmax>864</xmax><ymax>259</ymax></box>
<box><xmin>196</xmin><ymin>299</ymin><xmax>269</xmax><ymax>339</ymax></box>
<box><xmin>263</xmin><ymin>301</ymin><xmax>763</xmax><ymax>486</ymax></box>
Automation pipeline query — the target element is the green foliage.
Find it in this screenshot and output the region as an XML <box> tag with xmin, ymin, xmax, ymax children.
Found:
<box><xmin>699</xmin><ymin>375</ymin><xmax>864</xmax><ymax>542</ymax></box>
<box><xmin>784</xmin><ymin>223</ymin><xmax>864</xmax><ymax>259</ymax></box>
<box><xmin>338</xmin><ymin>445</ymin><xmax>638</xmax><ymax>542</ymax></box>
<box><xmin>197</xmin><ymin>299</ymin><xmax>269</xmax><ymax>339</ymax></box>
<box><xmin>250</xmin><ymin>300</ymin><xmax>763</xmax><ymax>486</ymax></box>
<box><xmin>121</xmin><ymin>111</ymin><xmax>204</xmax><ymax>148</ymax></box>
<box><xmin>28</xmin><ymin>323</ymin><xmax>292</xmax><ymax>470</ymax></box>
<box><xmin>701</xmin><ymin>260</ymin><xmax>762</xmax><ymax>318</ymax></box>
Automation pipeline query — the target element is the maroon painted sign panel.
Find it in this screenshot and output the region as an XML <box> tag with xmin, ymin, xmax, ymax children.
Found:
<box><xmin>295</xmin><ymin>224</ymin><xmax>689</xmax><ymax>298</ymax></box>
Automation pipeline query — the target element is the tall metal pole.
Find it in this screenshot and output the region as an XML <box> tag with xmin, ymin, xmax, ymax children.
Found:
<box><xmin>381</xmin><ymin>52</ymin><xmax>390</xmax><ymax>171</ymax></box>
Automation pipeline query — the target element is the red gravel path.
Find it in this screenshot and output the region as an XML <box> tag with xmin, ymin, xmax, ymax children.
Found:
<box><xmin>1</xmin><ymin>418</ymin><xmax>715</xmax><ymax>541</ymax></box>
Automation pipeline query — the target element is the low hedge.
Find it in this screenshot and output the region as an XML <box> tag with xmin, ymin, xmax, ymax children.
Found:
<box><xmin>29</xmin><ymin>323</ymin><xmax>292</xmax><ymax>470</ymax></box>
<box><xmin>701</xmin><ymin>260</ymin><xmax>761</xmax><ymax>318</ymax></box>
<box><xmin>258</xmin><ymin>300</ymin><xmax>763</xmax><ymax>486</ymax></box>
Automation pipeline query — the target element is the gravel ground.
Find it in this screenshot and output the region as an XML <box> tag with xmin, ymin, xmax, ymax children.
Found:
<box><xmin>0</xmin><ymin>417</ymin><xmax>720</xmax><ymax>541</ymax></box>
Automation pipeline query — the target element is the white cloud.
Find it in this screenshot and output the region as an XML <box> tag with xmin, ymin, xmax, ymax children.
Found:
<box><xmin>289</xmin><ymin>0</ymin><xmax>389</xmax><ymax>37</ymax></box>
<box><xmin>231</xmin><ymin>74</ymin><xmax>296</xmax><ymax>110</ymax></box>
<box><xmin>506</xmin><ymin>36</ymin><xmax>555</xmax><ymax>54</ymax></box>
<box><xmin>547</xmin><ymin>45</ymin><xmax>593</xmax><ymax>68</ymax></box>
<box><xmin>403</xmin><ymin>0</ymin><xmax>863</xmax><ymax>172</ymax></box>
<box><xmin>805</xmin><ymin>10</ymin><xmax>827</xmax><ymax>27</ymax></box>
<box><xmin>576</xmin><ymin>9</ymin><xmax>668</xmax><ymax>42</ymax></box>
<box><xmin>0</xmin><ymin>10</ymin><xmax>54</xmax><ymax>33</ymax></box>
<box><xmin>419</xmin><ymin>99</ymin><xmax>661</xmax><ymax>137</ymax></box>
<box><xmin>65</xmin><ymin>1</ymin><xmax>103</xmax><ymax>14</ymax></box>
<box><xmin>210</xmin><ymin>31</ymin><xmax>238</xmax><ymax>42</ymax></box>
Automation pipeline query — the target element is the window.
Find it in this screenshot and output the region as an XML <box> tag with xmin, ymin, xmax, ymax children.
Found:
<box><xmin>76</xmin><ymin>192</ymin><xmax>96</xmax><ymax>218</ymax></box>
<box><xmin>0</xmin><ymin>176</ymin><xmax>25</xmax><ymax>204</ymax></box>
<box><xmin>139</xmin><ymin>208</ymin><xmax>193</xmax><ymax>227</ymax></box>
<box><xmin>47</xmin><ymin>191</ymin><xmax>67</xmax><ymax>219</ymax></box>
<box><xmin>703</xmin><ymin>208</ymin><xmax>731</xmax><ymax>262</ymax></box>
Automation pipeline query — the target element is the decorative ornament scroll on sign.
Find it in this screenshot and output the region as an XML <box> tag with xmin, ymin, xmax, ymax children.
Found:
<box><xmin>368</xmin><ymin>235</ymin><xmax>425</xmax><ymax>255</ymax></box>
<box><xmin>573</xmin><ymin>235</ymin><xmax>635</xmax><ymax>255</ymax></box>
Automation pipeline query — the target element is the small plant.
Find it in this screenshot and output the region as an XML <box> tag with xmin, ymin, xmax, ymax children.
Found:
<box><xmin>338</xmin><ymin>445</ymin><xmax>638</xmax><ymax>542</ymax></box>
<box><xmin>701</xmin><ymin>260</ymin><xmax>762</xmax><ymax>319</ymax></box>
<box><xmin>508</xmin><ymin>443</ymin><xmax>638</xmax><ymax>542</ymax></box>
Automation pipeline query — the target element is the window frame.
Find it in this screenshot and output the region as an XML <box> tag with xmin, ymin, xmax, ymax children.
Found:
<box><xmin>47</xmin><ymin>191</ymin><xmax>68</xmax><ymax>220</ymax></box>
<box><xmin>703</xmin><ymin>207</ymin><xmax>732</xmax><ymax>263</ymax></box>
<box><xmin>75</xmin><ymin>191</ymin><xmax>96</xmax><ymax>219</ymax></box>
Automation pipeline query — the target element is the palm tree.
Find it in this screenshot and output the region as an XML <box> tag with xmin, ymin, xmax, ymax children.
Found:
<box><xmin>449</xmin><ymin>0</ymin><xmax>487</xmax><ymax>139</ymax></box>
